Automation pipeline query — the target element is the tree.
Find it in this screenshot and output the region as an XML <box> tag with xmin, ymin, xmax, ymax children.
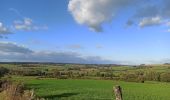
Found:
<box><xmin>0</xmin><ymin>67</ymin><xmax>9</xmax><ymax>78</ymax></box>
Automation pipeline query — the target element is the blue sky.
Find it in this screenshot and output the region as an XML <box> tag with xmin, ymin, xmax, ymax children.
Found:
<box><xmin>0</xmin><ymin>0</ymin><xmax>170</xmax><ymax>64</ymax></box>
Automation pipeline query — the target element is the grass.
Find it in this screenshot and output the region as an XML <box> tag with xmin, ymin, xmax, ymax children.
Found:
<box><xmin>1</xmin><ymin>64</ymin><xmax>170</xmax><ymax>100</ymax></box>
<box><xmin>12</xmin><ymin>76</ymin><xmax>170</xmax><ymax>100</ymax></box>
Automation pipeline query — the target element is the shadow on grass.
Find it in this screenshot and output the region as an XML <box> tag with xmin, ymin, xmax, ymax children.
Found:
<box><xmin>25</xmin><ymin>83</ymin><xmax>43</xmax><ymax>90</ymax></box>
<box><xmin>42</xmin><ymin>93</ymin><xmax>79</xmax><ymax>99</ymax></box>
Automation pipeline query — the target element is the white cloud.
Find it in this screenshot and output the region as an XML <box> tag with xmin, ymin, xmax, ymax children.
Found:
<box><xmin>165</xmin><ymin>21</ymin><xmax>170</xmax><ymax>32</ymax></box>
<box><xmin>130</xmin><ymin>0</ymin><xmax>170</xmax><ymax>29</ymax></box>
<box><xmin>0</xmin><ymin>42</ymin><xmax>169</xmax><ymax>64</ymax></box>
<box><xmin>139</xmin><ymin>16</ymin><xmax>162</xmax><ymax>28</ymax></box>
<box><xmin>0</xmin><ymin>41</ymin><xmax>113</xmax><ymax>64</ymax></box>
<box><xmin>68</xmin><ymin>0</ymin><xmax>137</xmax><ymax>32</ymax></box>
<box><xmin>0</xmin><ymin>22</ymin><xmax>11</xmax><ymax>34</ymax></box>
<box><xmin>0</xmin><ymin>42</ymin><xmax>33</xmax><ymax>53</ymax></box>
<box><xmin>68</xmin><ymin>0</ymin><xmax>170</xmax><ymax>32</ymax></box>
<box><xmin>166</xmin><ymin>21</ymin><xmax>170</xmax><ymax>27</ymax></box>
<box><xmin>0</xmin><ymin>17</ymin><xmax>48</xmax><ymax>38</ymax></box>
<box><xmin>166</xmin><ymin>29</ymin><xmax>170</xmax><ymax>32</ymax></box>
<box><xmin>13</xmin><ymin>18</ymin><xmax>48</xmax><ymax>31</ymax></box>
<box><xmin>0</xmin><ymin>22</ymin><xmax>11</xmax><ymax>38</ymax></box>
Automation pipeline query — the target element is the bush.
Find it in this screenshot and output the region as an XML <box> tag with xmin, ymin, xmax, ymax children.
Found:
<box><xmin>160</xmin><ymin>73</ymin><xmax>170</xmax><ymax>82</ymax></box>
<box><xmin>0</xmin><ymin>80</ymin><xmax>45</xmax><ymax>100</ymax></box>
<box><xmin>0</xmin><ymin>67</ymin><xmax>9</xmax><ymax>77</ymax></box>
<box><xmin>144</xmin><ymin>71</ymin><xmax>160</xmax><ymax>81</ymax></box>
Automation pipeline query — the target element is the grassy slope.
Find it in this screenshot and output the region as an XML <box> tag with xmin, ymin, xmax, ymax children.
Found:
<box><xmin>13</xmin><ymin>76</ymin><xmax>170</xmax><ymax>100</ymax></box>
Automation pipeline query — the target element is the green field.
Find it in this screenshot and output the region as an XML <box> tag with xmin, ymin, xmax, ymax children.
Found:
<box><xmin>1</xmin><ymin>64</ymin><xmax>170</xmax><ymax>100</ymax></box>
<box><xmin>13</xmin><ymin>76</ymin><xmax>170</xmax><ymax>100</ymax></box>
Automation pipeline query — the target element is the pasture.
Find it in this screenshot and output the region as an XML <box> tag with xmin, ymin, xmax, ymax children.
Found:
<box><xmin>13</xmin><ymin>76</ymin><xmax>170</xmax><ymax>100</ymax></box>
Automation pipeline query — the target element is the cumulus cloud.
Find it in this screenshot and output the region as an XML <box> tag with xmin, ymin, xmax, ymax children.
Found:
<box><xmin>130</xmin><ymin>0</ymin><xmax>170</xmax><ymax>29</ymax></box>
<box><xmin>68</xmin><ymin>0</ymin><xmax>170</xmax><ymax>31</ymax></box>
<box><xmin>139</xmin><ymin>16</ymin><xmax>162</xmax><ymax>28</ymax></box>
<box><xmin>0</xmin><ymin>42</ymin><xmax>33</xmax><ymax>53</ymax></box>
<box><xmin>13</xmin><ymin>18</ymin><xmax>48</xmax><ymax>31</ymax></box>
<box><xmin>0</xmin><ymin>23</ymin><xmax>11</xmax><ymax>33</ymax></box>
<box><xmin>0</xmin><ymin>22</ymin><xmax>12</xmax><ymax>38</ymax></box>
<box><xmin>9</xmin><ymin>8</ymin><xmax>48</xmax><ymax>32</ymax></box>
<box><xmin>1</xmin><ymin>42</ymin><xmax>169</xmax><ymax>64</ymax></box>
<box><xmin>0</xmin><ymin>18</ymin><xmax>47</xmax><ymax>38</ymax></box>
<box><xmin>68</xmin><ymin>0</ymin><xmax>137</xmax><ymax>32</ymax></box>
<box><xmin>0</xmin><ymin>42</ymin><xmax>113</xmax><ymax>64</ymax></box>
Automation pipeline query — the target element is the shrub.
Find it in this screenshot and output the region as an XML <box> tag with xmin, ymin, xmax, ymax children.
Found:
<box><xmin>160</xmin><ymin>73</ymin><xmax>170</xmax><ymax>82</ymax></box>
<box><xmin>0</xmin><ymin>80</ymin><xmax>45</xmax><ymax>100</ymax></box>
<box><xmin>0</xmin><ymin>67</ymin><xmax>9</xmax><ymax>77</ymax></box>
<box><xmin>144</xmin><ymin>71</ymin><xmax>160</xmax><ymax>81</ymax></box>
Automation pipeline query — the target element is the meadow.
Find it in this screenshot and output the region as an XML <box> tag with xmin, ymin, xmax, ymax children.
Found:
<box><xmin>13</xmin><ymin>76</ymin><xmax>170</xmax><ymax>100</ymax></box>
<box><xmin>0</xmin><ymin>63</ymin><xmax>170</xmax><ymax>100</ymax></box>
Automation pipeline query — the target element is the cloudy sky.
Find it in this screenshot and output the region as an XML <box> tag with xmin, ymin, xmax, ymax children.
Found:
<box><xmin>0</xmin><ymin>0</ymin><xmax>170</xmax><ymax>65</ymax></box>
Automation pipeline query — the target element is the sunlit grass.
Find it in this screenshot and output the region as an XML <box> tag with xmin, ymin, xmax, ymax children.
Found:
<box><xmin>13</xmin><ymin>76</ymin><xmax>170</xmax><ymax>100</ymax></box>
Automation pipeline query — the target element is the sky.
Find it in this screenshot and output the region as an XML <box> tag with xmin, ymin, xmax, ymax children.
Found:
<box><xmin>0</xmin><ymin>0</ymin><xmax>170</xmax><ymax>65</ymax></box>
